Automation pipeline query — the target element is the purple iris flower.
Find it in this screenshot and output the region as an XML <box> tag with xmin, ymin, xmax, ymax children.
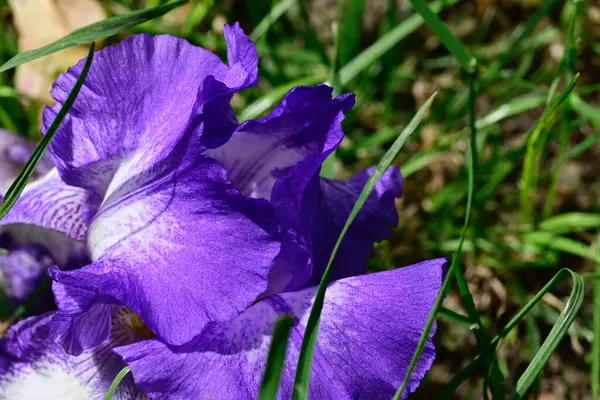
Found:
<box><xmin>0</xmin><ymin>24</ymin><xmax>445</xmax><ymax>399</ymax></box>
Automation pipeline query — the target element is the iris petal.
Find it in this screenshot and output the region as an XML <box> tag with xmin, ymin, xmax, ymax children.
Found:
<box><xmin>0</xmin><ymin>311</ymin><xmax>144</xmax><ymax>400</ymax></box>
<box><xmin>116</xmin><ymin>258</ymin><xmax>446</xmax><ymax>400</ymax></box>
<box><xmin>52</xmin><ymin>152</ymin><xmax>280</xmax><ymax>349</ymax></box>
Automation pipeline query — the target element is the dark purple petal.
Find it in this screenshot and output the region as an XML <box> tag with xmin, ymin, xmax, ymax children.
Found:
<box><xmin>267</xmin><ymin>167</ymin><xmax>402</xmax><ymax>294</ymax></box>
<box><xmin>206</xmin><ymin>85</ymin><xmax>354</xmax><ymax>200</ymax></box>
<box><xmin>44</xmin><ymin>26</ymin><xmax>256</xmax><ymax>200</ymax></box>
<box><xmin>306</xmin><ymin>166</ymin><xmax>402</xmax><ymax>285</ymax></box>
<box><xmin>0</xmin><ymin>311</ymin><xmax>143</xmax><ymax>399</ymax></box>
<box><xmin>49</xmin><ymin>278</ymin><xmax>116</xmax><ymax>356</ymax></box>
<box><xmin>52</xmin><ymin>152</ymin><xmax>280</xmax><ymax>349</ymax></box>
<box><xmin>116</xmin><ymin>259</ymin><xmax>446</xmax><ymax>400</ymax></box>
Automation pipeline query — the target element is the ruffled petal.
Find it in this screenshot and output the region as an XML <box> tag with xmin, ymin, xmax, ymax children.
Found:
<box><xmin>0</xmin><ymin>311</ymin><xmax>145</xmax><ymax>400</ymax></box>
<box><xmin>52</xmin><ymin>151</ymin><xmax>280</xmax><ymax>348</ymax></box>
<box><xmin>206</xmin><ymin>85</ymin><xmax>354</xmax><ymax>200</ymax></box>
<box><xmin>0</xmin><ymin>169</ymin><xmax>95</xmax><ymax>242</ymax></box>
<box><xmin>269</xmin><ymin>163</ymin><xmax>401</xmax><ymax>295</ymax></box>
<box><xmin>116</xmin><ymin>259</ymin><xmax>446</xmax><ymax>400</ymax></box>
<box><xmin>44</xmin><ymin>25</ymin><xmax>257</xmax><ymax>200</ymax></box>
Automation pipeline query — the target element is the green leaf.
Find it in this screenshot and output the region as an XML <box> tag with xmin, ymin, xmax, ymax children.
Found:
<box><xmin>0</xmin><ymin>1</ymin><xmax>186</xmax><ymax>74</ymax></box>
<box><xmin>104</xmin><ymin>366</ymin><xmax>131</xmax><ymax>400</ymax></box>
<box><xmin>410</xmin><ymin>0</ymin><xmax>475</xmax><ymax>72</ymax></box>
<box><xmin>259</xmin><ymin>316</ymin><xmax>294</xmax><ymax>400</ymax></box>
<box><xmin>338</xmin><ymin>0</ymin><xmax>459</xmax><ymax>84</ymax></box>
<box><xmin>0</xmin><ymin>44</ymin><xmax>95</xmax><ymax>221</ymax></box>
<box><xmin>291</xmin><ymin>93</ymin><xmax>437</xmax><ymax>400</ymax></box>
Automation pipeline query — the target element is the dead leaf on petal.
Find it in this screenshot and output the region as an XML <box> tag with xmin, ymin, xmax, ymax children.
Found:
<box><xmin>9</xmin><ymin>0</ymin><xmax>106</xmax><ymax>104</ymax></box>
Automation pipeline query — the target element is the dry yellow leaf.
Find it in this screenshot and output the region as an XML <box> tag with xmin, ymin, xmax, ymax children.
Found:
<box><xmin>9</xmin><ymin>0</ymin><xmax>106</xmax><ymax>104</ymax></box>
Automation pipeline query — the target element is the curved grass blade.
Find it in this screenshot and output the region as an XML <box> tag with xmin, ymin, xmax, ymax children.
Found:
<box><xmin>0</xmin><ymin>1</ymin><xmax>185</xmax><ymax>74</ymax></box>
<box><xmin>259</xmin><ymin>316</ymin><xmax>294</xmax><ymax>400</ymax></box>
<box><xmin>0</xmin><ymin>44</ymin><xmax>95</xmax><ymax>220</ymax></box>
<box><xmin>441</xmin><ymin>268</ymin><xmax>584</xmax><ymax>397</ymax></box>
<box><xmin>291</xmin><ymin>93</ymin><xmax>437</xmax><ymax>399</ymax></box>
<box><xmin>104</xmin><ymin>366</ymin><xmax>131</xmax><ymax>400</ymax></box>
<box><xmin>509</xmin><ymin>270</ymin><xmax>584</xmax><ymax>398</ymax></box>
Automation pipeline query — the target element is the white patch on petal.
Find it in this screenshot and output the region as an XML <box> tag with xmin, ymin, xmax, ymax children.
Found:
<box><xmin>0</xmin><ymin>361</ymin><xmax>94</xmax><ymax>400</ymax></box>
<box><xmin>207</xmin><ymin>130</ymin><xmax>309</xmax><ymax>200</ymax></box>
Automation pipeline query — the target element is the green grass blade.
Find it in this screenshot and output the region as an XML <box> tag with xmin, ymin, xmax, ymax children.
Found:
<box><xmin>442</xmin><ymin>268</ymin><xmax>584</xmax><ymax>396</ymax></box>
<box><xmin>401</xmin><ymin>151</ymin><xmax>445</xmax><ymax>178</ymax></box>
<box><xmin>0</xmin><ymin>44</ymin><xmax>95</xmax><ymax>220</ymax></box>
<box><xmin>438</xmin><ymin>307</ymin><xmax>476</xmax><ymax>329</ymax></box>
<box><xmin>523</xmin><ymin>231</ymin><xmax>600</xmax><ymax>264</ymax></box>
<box><xmin>104</xmin><ymin>366</ymin><xmax>131</xmax><ymax>400</ymax></box>
<box><xmin>337</xmin><ymin>0</ymin><xmax>365</xmax><ymax>67</ymax></box>
<box><xmin>394</xmin><ymin>39</ymin><xmax>480</xmax><ymax>399</ymax></box>
<box><xmin>339</xmin><ymin>0</ymin><xmax>459</xmax><ymax>84</ymax></box>
<box><xmin>0</xmin><ymin>1</ymin><xmax>185</xmax><ymax>74</ymax></box>
<box><xmin>291</xmin><ymin>93</ymin><xmax>437</xmax><ymax>400</ymax></box>
<box><xmin>455</xmin><ymin>266</ymin><xmax>505</xmax><ymax>397</ymax></box>
<box><xmin>259</xmin><ymin>316</ymin><xmax>294</xmax><ymax>400</ymax></box>
<box><xmin>539</xmin><ymin>212</ymin><xmax>600</xmax><ymax>234</ymax></box>
<box><xmin>520</xmin><ymin>73</ymin><xmax>579</xmax><ymax>226</ymax></box>
<box><xmin>410</xmin><ymin>0</ymin><xmax>475</xmax><ymax>72</ymax></box>
<box><xmin>251</xmin><ymin>0</ymin><xmax>297</xmax><ymax>42</ymax></box>
<box><xmin>509</xmin><ymin>271</ymin><xmax>584</xmax><ymax>398</ymax></box>
<box><xmin>475</xmin><ymin>95</ymin><xmax>546</xmax><ymax>131</ymax></box>
<box><xmin>593</xmin><ymin>234</ymin><xmax>600</xmax><ymax>400</ymax></box>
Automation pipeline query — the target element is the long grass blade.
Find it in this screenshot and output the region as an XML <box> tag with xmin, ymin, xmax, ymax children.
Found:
<box><xmin>259</xmin><ymin>316</ymin><xmax>294</xmax><ymax>400</ymax></box>
<box><xmin>441</xmin><ymin>268</ymin><xmax>584</xmax><ymax>396</ymax></box>
<box><xmin>0</xmin><ymin>43</ymin><xmax>95</xmax><ymax>220</ymax></box>
<box><xmin>0</xmin><ymin>1</ymin><xmax>184</xmax><ymax>73</ymax></box>
<box><xmin>520</xmin><ymin>73</ymin><xmax>579</xmax><ymax>226</ymax></box>
<box><xmin>394</xmin><ymin>28</ymin><xmax>480</xmax><ymax>397</ymax></box>
<box><xmin>291</xmin><ymin>93</ymin><xmax>437</xmax><ymax>399</ymax></box>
